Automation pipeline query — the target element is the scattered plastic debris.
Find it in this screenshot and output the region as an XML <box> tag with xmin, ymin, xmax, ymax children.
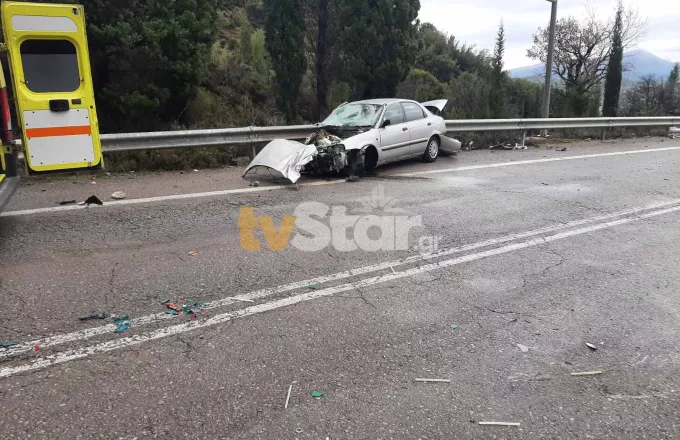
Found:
<box><xmin>346</xmin><ymin>175</ymin><xmax>360</xmax><ymax>183</ymax></box>
<box><xmin>415</xmin><ymin>378</ymin><xmax>451</xmax><ymax>383</ymax></box>
<box><xmin>311</xmin><ymin>391</ymin><xmax>325</xmax><ymax>398</ymax></box>
<box><xmin>188</xmin><ymin>251</ymin><xmax>199</xmax><ymax>257</ymax></box>
<box><xmin>249</xmin><ymin>181</ymin><xmax>260</xmax><ymax>187</ymax></box>
<box><xmin>59</xmin><ymin>200</ymin><xmax>76</xmax><ymax>205</ymax></box>
<box><xmin>308</xmin><ymin>284</ymin><xmax>319</xmax><ymax>290</ymax></box>
<box><xmin>84</xmin><ymin>195</ymin><xmax>103</xmax><ymax>206</ymax></box>
<box><xmin>285</xmin><ymin>384</ymin><xmax>293</xmax><ymax>409</ymax></box>
<box><xmin>162</xmin><ymin>299</ymin><xmax>204</xmax><ymax>318</ymax></box>
<box><xmin>0</xmin><ymin>342</ymin><xmax>18</xmax><ymax>348</ymax></box>
<box><xmin>570</xmin><ymin>371</ymin><xmax>603</xmax><ymax>376</ymax></box>
<box><xmin>33</xmin><ymin>345</ymin><xmax>41</xmax><ymax>351</ymax></box>
<box><xmin>295</xmin><ymin>428</ymin><xmax>303</xmax><ymax>434</ymax></box>
<box><xmin>79</xmin><ymin>313</ymin><xmax>107</xmax><ymax>321</ymax></box>
<box><xmin>78</xmin><ymin>201</ymin><xmax>86</xmax><ymax>206</ymax></box>
<box><xmin>114</xmin><ymin>315</ymin><xmax>129</xmax><ymax>326</ymax></box>
<box><xmin>111</xmin><ymin>191</ymin><xmax>126</xmax><ymax>200</ymax></box>
<box><xmin>517</xmin><ymin>343</ymin><xmax>529</xmax><ymax>353</ymax></box>
<box><xmin>114</xmin><ymin>323</ymin><xmax>129</xmax><ymax>333</ymax></box>
<box><xmin>450</xmin><ymin>324</ymin><xmax>458</xmax><ymax>329</ymax></box>
<box><xmin>556</xmin><ymin>147</ymin><xmax>568</xmax><ymax>152</ymax></box>
<box><xmin>478</xmin><ymin>422</ymin><xmax>520</xmax><ymax>427</ymax></box>
<box><xmin>586</xmin><ymin>342</ymin><xmax>598</xmax><ymax>351</ymax></box>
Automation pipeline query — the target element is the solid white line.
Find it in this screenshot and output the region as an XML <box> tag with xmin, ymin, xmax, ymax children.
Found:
<box><xmin>2</xmin><ymin>202</ymin><xmax>679</xmax><ymax>378</ymax></box>
<box><xmin>396</xmin><ymin>146</ymin><xmax>680</xmax><ymax>177</ymax></box>
<box><xmin>2</xmin><ymin>198</ymin><xmax>680</xmax><ymax>360</ymax></box>
<box><xmin>3</xmin><ymin>146</ymin><xmax>679</xmax><ymax>217</ymax></box>
<box><xmin>0</xmin><ymin>179</ymin><xmax>343</xmax><ymax>217</ymax></box>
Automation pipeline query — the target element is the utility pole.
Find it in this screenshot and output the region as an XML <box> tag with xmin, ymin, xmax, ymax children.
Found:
<box><xmin>542</xmin><ymin>0</ymin><xmax>558</xmax><ymax>136</ymax></box>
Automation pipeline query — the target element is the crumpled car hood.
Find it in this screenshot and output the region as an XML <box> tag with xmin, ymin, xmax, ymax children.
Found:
<box><xmin>242</xmin><ymin>139</ymin><xmax>317</xmax><ymax>183</ymax></box>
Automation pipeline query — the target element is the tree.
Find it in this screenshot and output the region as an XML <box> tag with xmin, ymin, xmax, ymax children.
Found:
<box><xmin>490</xmin><ymin>21</ymin><xmax>506</xmax><ymax>117</ymax></box>
<box><xmin>603</xmin><ymin>2</ymin><xmax>624</xmax><ymax>117</ymax></box>
<box><xmin>335</xmin><ymin>0</ymin><xmax>420</xmax><ymax>99</ymax></box>
<box><xmin>303</xmin><ymin>0</ymin><xmax>335</xmax><ymax>120</ymax></box>
<box><xmin>663</xmin><ymin>63</ymin><xmax>680</xmax><ymax>115</ymax></box>
<box><xmin>528</xmin><ymin>5</ymin><xmax>645</xmax><ymax>116</ymax></box>
<box><xmin>396</xmin><ymin>69</ymin><xmax>447</xmax><ymax>102</ymax></box>
<box><xmin>81</xmin><ymin>0</ymin><xmax>219</xmax><ymax>132</ymax></box>
<box><xmin>264</xmin><ymin>0</ymin><xmax>307</xmax><ymax>121</ymax></box>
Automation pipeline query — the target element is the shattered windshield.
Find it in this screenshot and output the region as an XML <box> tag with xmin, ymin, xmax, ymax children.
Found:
<box><xmin>321</xmin><ymin>103</ymin><xmax>383</xmax><ymax>128</ymax></box>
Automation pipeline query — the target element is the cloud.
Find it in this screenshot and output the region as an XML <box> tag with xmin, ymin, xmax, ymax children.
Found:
<box><xmin>419</xmin><ymin>0</ymin><xmax>680</xmax><ymax>69</ymax></box>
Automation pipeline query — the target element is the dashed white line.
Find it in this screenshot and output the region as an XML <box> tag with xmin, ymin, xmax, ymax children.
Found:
<box><xmin>2</xmin><ymin>202</ymin><xmax>680</xmax><ymax>378</ymax></box>
<box><xmin>2</xmin><ymin>197</ymin><xmax>680</xmax><ymax>360</ymax></box>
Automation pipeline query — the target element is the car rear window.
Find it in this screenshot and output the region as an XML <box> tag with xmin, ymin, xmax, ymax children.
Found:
<box><xmin>20</xmin><ymin>39</ymin><xmax>80</xmax><ymax>93</ymax></box>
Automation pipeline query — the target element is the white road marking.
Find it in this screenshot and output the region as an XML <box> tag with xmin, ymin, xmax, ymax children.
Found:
<box><xmin>2</xmin><ymin>198</ymin><xmax>680</xmax><ymax>360</ymax></box>
<box><xmin>3</xmin><ymin>146</ymin><xmax>679</xmax><ymax>217</ymax></box>
<box><xmin>0</xmin><ymin>179</ymin><xmax>343</xmax><ymax>217</ymax></box>
<box><xmin>396</xmin><ymin>146</ymin><xmax>680</xmax><ymax>177</ymax></box>
<box><xmin>2</xmin><ymin>202</ymin><xmax>679</xmax><ymax>378</ymax></box>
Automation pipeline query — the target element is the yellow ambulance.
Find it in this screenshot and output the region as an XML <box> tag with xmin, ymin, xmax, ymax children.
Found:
<box><xmin>0</xmin><ymin>1</ymin><xmax>102</xmax><ymax>211</ymax></box>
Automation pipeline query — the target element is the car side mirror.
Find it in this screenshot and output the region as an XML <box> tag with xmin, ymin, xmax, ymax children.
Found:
<box><xmin>381</xmin><ymin>119</ymin><xmax>391</xmax><ymax>129</ymax></box>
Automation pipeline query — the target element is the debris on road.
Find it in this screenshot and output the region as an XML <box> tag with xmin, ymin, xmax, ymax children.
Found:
<box><xmin>311</xmin><ymin>391</ymin><xmax>325</xmax><ymax>398</ymax></box>
<box><xmin>450</xmin><ymin>324</ymin><xmax>458</xmax><ymax>329</ymax></box>
<box><xmin>556</xmin><ymin>147</ymin><xmax>569</xmax><ymax>152</ymax></box>
<box><xmin>111</xmin><ymin>191</ymin><xmax>126</xmax><ymax>200</ymax></box>
<box><xmin>0</xmin><ymin>342</ymin><xmax>18</xmax><ymax>348</ymax></box>
<box><xmin>308</xmin><ymin>284</ymin><xmax>319</xmax><ymax>290</ymax></box>
<box><xmin>114</xmin><ymin>323</ymin><xmax>129</xmax><ymax>333</ymax></box>
<box><xmin>162</xmin><ymin>299</ymin><xmax>204</xmax><ymax>319</ymax></box>
<box><xmin>84</xmin><ymin>195</ymin><xmax>103</xmax><ymax>206</ymax></box>
<box><xmin>415</xmin><ymin>378</ymin><xmax>451</xmax><ymax>383</ymax></box>
<box><xmin>79</xmin><ymin>313</ymin><xmax>107</xmax><ymax>321</ymax></box>
<box><xmin>586</xmin><ymin>342</ymin><xmax>598</xmax><ymax>351</ymax></box>
<box><xmin>478</xmin><ymin>422</ymin><xmax>521</xmax><ymax>427</ymax></box>
<box><xmin>33</xmin><ymin>345</ymin><xmax>41</xmax><ymax>351</ymax></box>
<box><xmin>517</xmin><ymin>343</ymin><xmax>529</xmax><ymax>353</ymax></box>
<box><xmin>285</xmin><ymin>384</ymin><xmax>293</xmax><ymax>409</ymax></box>
<box><xmin>570</xmin><ymin>371</ymin><xmax>603</xmax><ymax>376</ymax></box>
<box><xmin>249</xmin><ymin>181</ymin><xmax>260</xmax><ymax>187</ymax></box>
<box><xmin>113</xmin><ymin>315</ymin><xmax>129</xmax><ymax>326</ymax></box>
<box><xmin>345</xmin><ymin>175</ymin><xmax>361</xmax><ymax>183</ymax></box>
<box><xmin>188</xmin><ymin>251</ymin><xmax>199</xmax><ymax>256</ymax></box>
<box><xmin>59</xmin><ymin>200</ymin><xmax>76</xmax><ymax>205</ymax></box>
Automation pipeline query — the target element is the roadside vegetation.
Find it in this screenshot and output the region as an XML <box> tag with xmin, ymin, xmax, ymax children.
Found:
<box><xmin>17</xmin><ymin>1</ymin><xmax>680</xmax><ymax>171</ymax></box>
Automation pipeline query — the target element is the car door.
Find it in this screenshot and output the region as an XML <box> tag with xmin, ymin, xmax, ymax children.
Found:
<box><xmin>379</xmin><ymin>103</ymin><xmax>410</xmax><ymax>162</ymax></box>
<box><xmin>401</xmin><ymin>102</ymin><xmax>431</xmax><ymax>156</ymax></box>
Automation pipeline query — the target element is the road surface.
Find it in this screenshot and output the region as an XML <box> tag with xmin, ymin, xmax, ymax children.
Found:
<box><xmin>1</xmin><ymin>138</ymin><xmax>680</xmax><ymax>439</ymax></box>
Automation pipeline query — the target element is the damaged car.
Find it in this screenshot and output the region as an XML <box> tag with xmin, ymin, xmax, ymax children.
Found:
<box><xmin>243</xmin><ymin>99</ymin><xmax>461</xmax><ymax>183</ymax></box>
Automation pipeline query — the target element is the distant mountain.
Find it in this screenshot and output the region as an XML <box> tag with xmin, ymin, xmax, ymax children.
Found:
<box><xmin>509</xmin><ymin>49</ymin><xmax>678</xmax><ymax>82</ymax></box>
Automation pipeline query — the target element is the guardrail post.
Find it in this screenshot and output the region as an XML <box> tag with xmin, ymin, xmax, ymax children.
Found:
<box><xmin>250</xmin><ymin>144</ymin><xmax>257</xmax><ymax>160</ymax></box>
<box><xmin>601</xmin><ymin>128</ymin><xmax>606</xmax><ymax>141</ymax></box>
<box><xmin>521</xmin><ymin>131</ymin><xmax>526</xmax><ymax>147</ymax></box>
<box><xmin>667</xmin><ymin>126</ymin><xmax>672</xmax><ymax>137</ymax></box>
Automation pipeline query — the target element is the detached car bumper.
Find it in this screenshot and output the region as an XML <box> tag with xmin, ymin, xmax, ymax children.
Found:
<box><xmin>0</xmin><ymin>175</ymin><xmax>19</xmax><ymax>212</ymax></box>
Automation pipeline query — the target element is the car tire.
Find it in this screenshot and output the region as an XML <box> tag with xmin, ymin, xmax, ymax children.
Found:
<box><xmin>423</xmin><ymin>136</ymin><xmax>439</xmax><ymax>163</ymax></box>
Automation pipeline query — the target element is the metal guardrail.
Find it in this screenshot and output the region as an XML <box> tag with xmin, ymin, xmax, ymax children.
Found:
<box><xmin>93</xmin><ymin>117</ymin><xmax>680</xmax><ymax>152</ymax></box>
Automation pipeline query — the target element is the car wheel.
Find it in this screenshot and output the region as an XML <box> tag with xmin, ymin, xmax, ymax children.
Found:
<box><xmin>423</xmin><ymin>137</ymin><xmax>439</xmax><ymax>163</ymax></box>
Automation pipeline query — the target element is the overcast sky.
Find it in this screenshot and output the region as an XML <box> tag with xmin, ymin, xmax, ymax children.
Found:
<box><xmin>419</xmin><ymin>0</ymin><xmax>680</xmax><ymax>69</ymax></box>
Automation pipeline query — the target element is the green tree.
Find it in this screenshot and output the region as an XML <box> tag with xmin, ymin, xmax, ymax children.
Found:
<box><xmin>335</xmin><ymin>0</ymin><xmax>420</xmax><ymax>99</ymax></box>
<box><xmin>603</xmin><ymin>2</ymin><xmax>624</xmax><ymax>117</ymax></box>
<box><xmin>489</xmin><ymin>21</ymin><xmax>506</xmax><ymax>117</ymax></box>
<box><xmin>663</xmin><ymin>63</ymin><xmax>680</xmax><ymax>115</ymax></box>
<box><xmin>396</xmin><ymin>69</ymin><xmax>447</xmax><ymax>102</ymax></box>
<box><xmin>264</xmin><ymin>0</ymin><xmax>306</xmax><ymax>121</ymax></box>
<box><xmin>82</xmin><ymin>0</ymin><xmax>219</xmax><ymax>132</ymax></box>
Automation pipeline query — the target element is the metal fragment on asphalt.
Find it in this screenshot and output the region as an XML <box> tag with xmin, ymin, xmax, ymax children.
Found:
<box><xmin>570</xmin><ymin>371</ymin><xmax>603</xmax><ymax>376</ymax></box>
<box><xmin>478</xmin><ymin>422</ymin><xmax>521</xmax><ymax>427</ymax></box>
<box><xmin>517</xmin><ymin>343</ymin><xmax>529</xmax><ymax>352</ymax></box>
<box><xmin>586</xmin><ymin>342</ymin><xmax>598</xmax><ymax>350</ymax></box>
<box><xmin>415</xmin><ymin>378</ymin><xmax>451</xmax><ymax>383</ymax></box>
<box><xmin>285</xmin><ymin>384</ymin><xmax>293</xmax><ymax>409</ymax></box>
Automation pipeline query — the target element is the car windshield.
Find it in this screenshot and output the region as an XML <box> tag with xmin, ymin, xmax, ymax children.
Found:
<box><xmin>321</xmin><ymin>103</ymin><xmax>383</xmax><ymax>127</ymax></box>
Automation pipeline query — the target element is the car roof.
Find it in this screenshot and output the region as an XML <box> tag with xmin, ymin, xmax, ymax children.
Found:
<box><xmin>350</xmin><ymin>98</ymin><xmax>417</xmax><ymax>106</ymax></box>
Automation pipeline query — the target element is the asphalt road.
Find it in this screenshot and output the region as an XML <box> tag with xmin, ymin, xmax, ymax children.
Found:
<box><xmin>1</xmin><ymin>138</ymin><xmax>680</xmax><ymax>439</ymax></box>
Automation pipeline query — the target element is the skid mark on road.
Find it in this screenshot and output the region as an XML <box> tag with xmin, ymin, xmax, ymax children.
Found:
<box><xmin>2</xmin><ymin>198</ymin><xmax>679</xmax><ymax>360</ymax></box>
<box><xmin>3</xmin><ymin>146</ymin><xmax>679</xmax><ymax>217</ymax></box>
<box><xmin>2</xmin><ymin>202</ymin><xmax>680</xmax><ymax>378</ymax></box>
